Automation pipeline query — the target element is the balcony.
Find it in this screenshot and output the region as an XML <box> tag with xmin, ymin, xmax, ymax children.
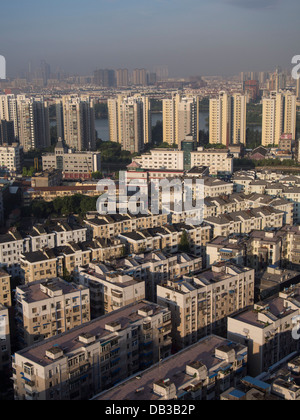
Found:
<box><xmin>24</xmin><ymin>381</ymin><xmax>36</xmax><ymax>393</ymax></box>
<box><xmin>163</xmin><ymin>335</ymin><xmax>172</xmax><ymax>347</ymax></box>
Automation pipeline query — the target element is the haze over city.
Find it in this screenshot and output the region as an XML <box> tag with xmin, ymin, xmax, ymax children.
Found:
<box><xmin>2</xmin><ymin>0</ymin><xmax>300</xmax><ymax>77</ymax></box>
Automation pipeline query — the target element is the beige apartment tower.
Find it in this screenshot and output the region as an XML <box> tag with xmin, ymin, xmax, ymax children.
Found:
<box><xmin>116</xmin><ymin>69</ymin><xmax>129</xmax><ymax>87</ymax></box>
<box><xmin>262</xmin><ymin>91</ymin><xmax>296</xmax><ymax>147</ymax></box>
<box><xmin>209</xmin><ymin>92</ymin><xmax>247</xmax><ymax>146</ymax></box>
<box><xmin>163</xmin><ymin>94</ymin><xmax>199</xmax><ymax>147</ymax></box>
<box><xmin>57</xmin><ymin>95</ymin><xmax>96</xmax><ymax>151</ymax></box>
<box><xmin>17</xmin><ymin>96</ymin><xmax>50</xmax><ymax>152</ymax></box>
<box><xmin>108</xmin><ymin>95</ymin><xmax>151</xmax><ymax>153</ymax></box>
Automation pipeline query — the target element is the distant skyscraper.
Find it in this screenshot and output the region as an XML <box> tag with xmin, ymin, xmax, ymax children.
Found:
<box><xmin>209</xmin><ymin>92</ymin><xmax>247</xmax><ymax>146</ymax></box>
<box><xmin>116</xmin><ymin>69</ymin><xmax>129</xmax><ymax>87</ymax></box>
<box><xmin>40</xmin><ymin>60</ymin><xmax>51</xmax><ymax>86</ymax></box>
<box><xmin>132</xmin><ymin>69</ymin><xmax>147</xmax><ymax>86</ymax></box>
<box><xmin>262</xmin><ymin>91</ymin><xmax>296</xmax><ymax>146</ymax></box>
<box><xmin>243</xmin><ymin>80</ymin><xmax>260</xmax><ymax>101</ymax></box>
<box><xmin>108</xmin><ymin>95</ymin><xmax>151</xmax><ymax>153</ymax></box>
<box><xmin>17</xmin><ymin>96</ymin><xmax>50</xmax><ymax>152</ymax></box>
<box><xmin>94</xmin><ymin>69</ymin><xmax>116</xmax><ymax>87</ymax></box>
<box><xmin>57</xmin><ymin>95</ymin><xmax>96</xmax><ymax>151</ymax></box>
<box><xmin>148</xmin><ymin>72</ymin><xmax>157</xmax><ymax>86</ymax></box>
<box><xmin>297</xmin><ymin>78</ymin><xmax>300</xmax><ymax>101</ymax></box>
<box><xmin>163</xmin><ymin>94</ymin><xmax>199</xmax><ymax>148</ymax></box>
<box><xmin>154</xmin><ymin>66</ymin><xmax>169</xmax><ymax>81</ymax></box>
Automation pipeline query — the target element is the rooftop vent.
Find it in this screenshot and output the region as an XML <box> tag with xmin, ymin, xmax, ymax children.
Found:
<box><xmin>78</xmin><ymin>333</ymin><xmax>96</xmax><ymax>345</ymax></box>
<box><xmin>45</xmin><ymin>346</ymin><xmax>64</xmax><ymax>360</ymax></box>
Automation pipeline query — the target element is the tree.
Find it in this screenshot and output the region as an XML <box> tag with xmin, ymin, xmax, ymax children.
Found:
<box><xmin>92</xmin><ymin>171</ymin><xmax>103</xmax><ymax>180</ymax></box>
<box><xmin>30</xmin><ymin>200</ymin><xmax>54</xmax><ymax>218</ymax></box>
<box><xmin>23</xmin><ymin>167</ymin><xmax>36</xmax><ymax>177</ymax></box>
<box><xmin>63</xmin><ymin>268</ymin><xmax>72</xmax><ymax>283</ymax></box>
<box><xmin>179</xmin><ymin>230</ymin><xmax>190</xmax><ymax>253</ymax></box>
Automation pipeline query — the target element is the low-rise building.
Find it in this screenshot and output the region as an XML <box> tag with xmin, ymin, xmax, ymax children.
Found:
<box><xmin>25</xmin><ymin>185</ymin><xmax>102</xmax><ymax>203</ymax></box>
<box><xmin>133</xmin><ymin>149</ymin><xmax>184</xmax><ymax>171</ymax></box>
<box><xmin>31</xmin><ymin>169</ymin><xmax>62</xmax><ymax>188</ymax></box>
<box><xmin>78</xmin><ymin>251</ymin><xmax>202</xmax><ymax>303</ymax></box>
<box><xmin>42</xmin><ymin>140</ymin><xmax>101</xmax><ymax>180</ymax></box>
<box><xmin>84</xmin><ymin>212</ymin><xmax>168</xmax><ymax>240</ymax></box>
<box><xmin>191</xmin><ymin>148</ymin><xmax>233</xmax><ymax>176</ymax></box>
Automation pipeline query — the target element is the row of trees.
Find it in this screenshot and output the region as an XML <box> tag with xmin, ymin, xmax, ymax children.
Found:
<box><xmin>234</xmin><ymin>158</ymin><xmax>300</xmax><ymax>170</ymax></box>
<box><xmin>25</xmin><ymin>194</ymin><xmax>99</xmax><ymax>219</ymax></box>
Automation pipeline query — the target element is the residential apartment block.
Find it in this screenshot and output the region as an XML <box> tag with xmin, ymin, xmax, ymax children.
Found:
<box><xmin>0</xmin><ymin>143</ymin><xmax>23</xmax><ymax>174</ymax></box>
<box><xmin>15</xmin><ymin>279</ymin><xmax>90</xmax><ymax>347</ymax></box>
<box><xmin>119</xmin><ymin>223</ymin><xmax>211</xmax><ymax>260</ymax></box>
<box><xmin>0</xmin><ymin>230</ymin><xmax>30</xmax><ymax>278</ymax></box>
<box><xmin>0</xmin><ymin>268</ymin><xmax>12</xmax><ymax>307</ymax></box>
<box><xmin>84</xmin><ymin>212</ymin><xmax>168</xmax><ymax>240</ymax></box>
<box><xmin>0</xmin><ymin>304</ymin><xmax>11</xmax><ymax>372</ymax></box>
<box><xmin>78</xmin><ymin>251</ymin><xmax>202</xmax><ymax>304</ymax></box>
<box><xmin>133</xmin><ymin>149</ymin><xmax>185</xmax><ymax>171</ymax></box>
<box><xmin>157</xmin><ymin>262</ymin><xmax>255</xmax><ymax>351</ymax></box>
<box><xmin>209</xmin><ymin>92</ymin><xmax>247</xmax><ymax>146</ymax></box>
<box><xmin>228</xmin><ymin>285</ymin><xmax>300</xmax><ymax>376</ymax></box>
<box><xmin>96</xmin><ymin>335</ymin><xmax>248</xmax><ymax>401</ymax></box>
<box><xmin>56</xmin><ymin>96</ymin><xmax>96</xmax><ymax>151</ymax></box>
<box><xmin>78</xmin><ymin>265</ymin><xmax>145</xmax><ymax>318</ymax></box>
<box><xmin>205</xmin><ymin>207</ymin><xmax>284</xmax><ymax>238</ymax></box>
<box><xmin>13</xmin><ymin>301</ymin><xmax>172</xmax><ymax>400</ymax></box>
<box><xmin>163</xmin><ymin>94</ymin><xmax>199</xmax><ymax>147</ymax></box>
<box><xmin>108</xmin><ymin>95</ymin><xmax>151</xmax><ymax>153</ymax></box>
<box><xmin>262</xmin><ymin>91</ymin><xmax>296</xmax><ymax>147</ymax></box>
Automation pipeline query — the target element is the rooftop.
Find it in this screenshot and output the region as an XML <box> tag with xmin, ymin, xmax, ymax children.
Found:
<box><xmin>94</xmin><ymin>335</ymin><xmax>246</xmax><ymax>401</ymax></box>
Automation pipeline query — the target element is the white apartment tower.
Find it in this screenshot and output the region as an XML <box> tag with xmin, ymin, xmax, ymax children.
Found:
<box><xmin>262</xmin><ymin>91</ymin><xmax>296</xmax><ymax>146</ymax></box>
<box><xmin>163</xmin><ymin>94</ymin><xmax>199</xmax><ymax>147</ymax></box>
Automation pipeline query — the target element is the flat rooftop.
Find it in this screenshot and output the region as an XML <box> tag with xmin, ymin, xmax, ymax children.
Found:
<box><xmin>16</xmin><ymin>301</ymin><xmax>166</xmax><ymax>367</ymax></box>
<box><xmin>94</xmin><ymin>335</ymin><xmax>246</xmax><ymax>401</ymax></box>
<box><xmin>17</xmin><ymin>279</ymin><xmax>87</xmax><ymax>304</ymax></box>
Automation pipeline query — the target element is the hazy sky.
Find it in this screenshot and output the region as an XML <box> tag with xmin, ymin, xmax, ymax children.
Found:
<box><xmin>1</xmin><ymin>0</ymin><xmax>300</xmax><ymax>77</ymax></box>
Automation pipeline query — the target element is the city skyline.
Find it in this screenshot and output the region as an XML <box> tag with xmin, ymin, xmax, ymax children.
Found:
<box><xmin>2</xmin><ymin>0</ymin><xmax>300</xmax><ymax>78</ymax></box>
